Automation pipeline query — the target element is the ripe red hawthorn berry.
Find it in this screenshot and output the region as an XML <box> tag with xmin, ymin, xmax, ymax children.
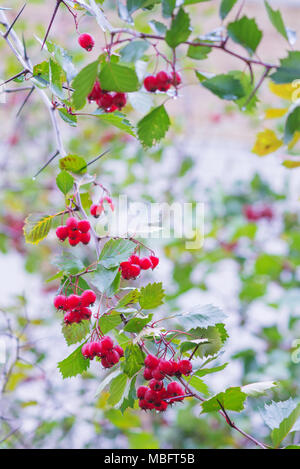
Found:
<box><xmin>158</xmin><ymin>359</ymin><xmax>174</xmax><ymax>376</ymax></box>
<box><xmin>89</xmin><ymin>341</ymin><xmax>103</xmax><ymax>358</ymax></box>
<box><xmin>156</xmin><ymin>71</ymin><xmax>171</xmax><ymax>92</ymax></box>
<box><xmin>68</xmin><ymin>229</ymin><xmax>80</xmax><ymax>240</ymax></box>
<box><xmin>139</xmin><ymin>399</ymin><xmax>154</xmax><ymax>410</ymax></box>
<box><xmin>144</xmin><ymin>354</ymin><xmax>159</xmax><ymax>370</ymax></box>
<box><xmin>66</xmin><ymin>294</ymin><xmax>81</xmax><ymax>310</ymax></box>
<box><xmin>78</xmin><ymin>220</ymin><xmax>91</xmax><ymax>233</ymax></box>
<box><xmin>139</xmin><ymin>257</ymin><xmax>153</xmax><ymax>270</ymax></box>
<box><xmin>154</xmin><ymin>400</ymin><xmax>168</xmax><ymax>412</ymax></box>
<box><xmin>56</xmin><ymin>226</ymin><xmax>68</xmax><ymax>241</ymax></box>
<box><xmin>137</xmin><ymin>386</ymin><xmax>148</xmax><ymax>399</ymax></box>
<box><xmin>101</xmin><ymin>356</ymin><xmax>113</xmax><ymax>368</ymax></box>
<box><xmin>100</xmin><ymin>335</ymin><xmax>114</xmax><ymax>352</ymax></box>
<box><xmin>144</xmin><ymin>389</ymin><xmax>157</xmax><ymax>403</ymax></box>
<box><xmin>112</xmin><ymin>92</ymin><xmax>127</xmax><ymax>109</ymax></box>
<box><xmin>80</xmin><ymin>307</ymin><xmax>92</xmax><ymax>320</ymax></box>
<box><xmin>80</xmin><ymin>231</ymin><xmax>91</xmax><ymax>245</ymax></box>
<box><xmin>149</xmin><ymin>379</ymin><xmax>163</xmax><ymax>391</ymax></box>
<box><xmin>143</xmin><ymin>368</ymin><xmax>153</xmax><ymax>380</ymax></box>
<box><xmin>88</xmin><ymin>81</ymin><xmax>102</xmax><ymax>101</ymax></box>
<box><xmin>90</xmin><ymin>203</ymin><xmax>103</xmax><ymax>218</ymax></box>
<box><xmin>152</xmin><ymin>368</ymin><xmax>165</xmax><ymax>380</ymax></box>
<box><xmin>81</xmin><ymin>289</ymin><xmax>96</xmax><ymax>306</ymax></box>
<box><xmin>106</xmin><ymin>349</ymin><xmax>120</xmax><ymax>365</ymax></box>
<box><xmin>178</xmin><ymin>359</ymin><xmax>192</xmax><ymax>376</ymax></box>
<box><xmin>114</xmin><ymin>345</ymin><xmax>124</xmax><ymax>357</ymax></box>
<box><xmin>54</xmin><ymin>294</ymin><xmax>67</xmax><ymax>310</ymax></box>
<box><xmin>97</xmin><ymin>92</ymin><xmax>113</xmax><ymax>109</ymax></box>
<box><xmin>149</xmin><ymin>255</ymin><xmax>159</xmax><ymax>269</ymax></box>
<box><xmin>66</xmin><ymin>217</ymin><xmax>78</xmax><ymax>231</ymax></box>
<box><xmin>129</xmin><ymin>263</ymin><xmax>141</xmax><ymax>278</ymax></box>
<box><xmin>81</xmin><ymin>343</ymin><xmax>91</xmax><ymax>358</ymax></box>
<box><xmin>78</xmin><ymin>33</ymin><xmax>95</xmax><ymax>51</ymax></box>
<box><xmin>167</xmin><ymin>382</ymin><xmax>185</xmax><ymax>402</ymax></box>
<box><xmin>144</xmin><ymin>75</ymin><xmax>158</xmax><ymax>92</ymax></box>
<box><xmin>129</xmin><ymin>254</ymin><xmax>140</xmax><ymax>265</ymax></box>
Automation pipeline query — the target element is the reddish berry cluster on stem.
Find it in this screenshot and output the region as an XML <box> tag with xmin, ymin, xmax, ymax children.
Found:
<box><xmin>120</xmin><ymin>254</ymin><xmax>159</xmax><ymax>280</ymax></box>
<box><xmin>78</xmin><ymin>33</ymin><xmax>95</xmax><ymax>51</ymax></box>
<box><xmin>143</xmin><ymin>354</ymin><xmax>192</xmax><ymax>380</ymax></box>
<box><xmin>144</xmin><ymin>71</ymin><xmax>181</xmax><ymax>93</ymax></box>
<box><xmin>81</xmin><ymin>336</ymin><xmax>124</xmax><ymax>368</ymax></box>
<box><xmin>88</xmin><ymin>81</ymin><xmax>127</xmax><ymax>113</ymax></box>
<box><xmin>243</xmin><ymin>205</ymin><xmax>274</xmax><ymax>221</ymax></box>
<box><xmin>56</xmin><ymin>217</ymin><xmax>91</xmax><ymax>246</ymax></box>
<box><xmin>54</xmin><ymin>289</ymin><xmax>96</xmax><ymax>324</ymax></box>
<box><xmin>137</xmin><ymin>381</ymin><xmax>185</xmax><ymax>412</ymax></box>
<box><xmin>90</xmin><ymin>196</ymin><xmax>114</xmax><ymax>218</ymax></box>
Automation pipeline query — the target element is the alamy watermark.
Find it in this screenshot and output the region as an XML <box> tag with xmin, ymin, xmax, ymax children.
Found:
<box><xmin>97</xmin><ymin>195</ymin><xmax>205</xmax><ymax>250</ymax></box>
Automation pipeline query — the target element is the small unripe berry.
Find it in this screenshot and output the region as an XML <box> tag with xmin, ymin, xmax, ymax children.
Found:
<box><xmin>78</xmin><ymin>33</ymin><xmax>95</xmax><ymax>51</ymax></box>
<box><xmin>144</xmin><ymin>75</ymin><xmax>158</xmax><ymax>92</ymax></box>
<box><xmin>78</xmin><ymin>220</ymin><xmax>91</xmax><ymax>233</ymax></box>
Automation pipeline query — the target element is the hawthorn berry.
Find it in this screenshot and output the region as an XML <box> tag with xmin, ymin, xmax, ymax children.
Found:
<box><xmin>178</xmin><ymin>359</ymin><xmax>192</xmax><ymax>376</ymax></box>
<box><xmin>152</xmin><ymin>368</ymin><xmax>165</xmax><ymax>380</ymax></box>
<box><xmin>129</xmin><ymin>254</ymin><xmax>140</xmax><ymax>265</ymax></box>
<box><xmin>167</xmin><ymin>382</ymin><xmax>185</xmax><ymax>402</ymax></box>
<box><xmin>112</xmin><ymin>92</ymin><xmax>127</xmax><ymax>109</ymax></box>
<box><xmin>149</xmin><ymin>255</ymin><xmax>159</xmax><ymax>269</ymax></box>
<box><xmin>66</xmin><ymin>217</ymin><xmax>78</xmax><ymax>231</ymax></box>
<box><xmin>156</xmin><ymin>71</ymin><xmax>171</xmax><ymax>92</ymax></box>
<box><xmin>171</xmin><ymin>71</ymin><xmax>182</xmax><ymax>86</ymax></box>
<box><xmin>129</xmin><ymin>263</ymin><xmax>141</xmax><ymax>278</ymax></box>
<box><xmin>80</xmin><ymin>307</ymin><xmax>92</xmax><ymax>320</ymax></box>
<box><xmin>78</xmin><ymin>33</ymin><xmax>95</xmax><ymax>51</ymax></box>
<box><xmin>90</xmin><ymin>203</ymin><xmax>103</xmax><ymax>218</ymax></box>
<box><xmin>54</xmin><ymin>294</ymin><xmax>67</xmax><ymax>310</ymax></box>
<box><xmin>81</xmin><ymin>289</ymin><xmax>96</xmax><ymax>307</ymax></box>
<box><xmin>78</xmin><ymin>220</ymin><xmax>91</xmax><ymax>233</ymax></box>
<box><xmin>88</xmin><ymin>81</ymin><xmax>102</xmax><ymax>101</ymax></box>
<box><xmin>66</xmin><ymin>294</ymin><xmax>81</xmax><ymax>310</ymax></box>
<box><xmin>80</xmin><ymin>231</ymin><xmax>91</xmax><ymax>245</ymax></box>
<box><xmin>149</xmin><ymin>379</ymin><xmax>163</xmax><ymax>391</ymax></box>
<box><xmin>100</xmin><ymin>335</ymin><xmax>114</xmax><ymax>352</ymax></box>
<box><xmin>144</xmin><ymin>75</ymin><xmax>158</xmax><ymax>92</ymax></box>
<box><xmin>154</xmin><ymin>400</ymin><xmax>168</xmax><ymax>412</ymax></box>
<box><xmin>56</xmin><ymin>226</ymin><xmax>68</xmax><ymax>241</ymax></box>
<box><xmin>144</xmin><ymin>354</ymin><xmax>159</xmax><ymax>370</ymax></box>
<box><xmin>139</xmin><ymin>257</ymin><xmax>153</xmax><ymax>270</ymax></box>
<box><xmin>143</xmin><ymin>368</ymin><xmax>153</xmax><ymax>380</ymax></box>
<box><xmin>137</xmin><ymin>386</ymin><xmax>148</xmax><ymax>399</ymax></box>
<box><xmin>114</xmin><ymin>345</ymin><xmax>124</xmax><ymax>357</ymax></box>
<box><xmin>106</xmin><ymin>349</ymin><xmax>120</xmax><ymax>365</ymax></box>
<box><xmin>158</xmin><ymin>359</ymin><xmax>174</xmax><ymax>376</ymax></box>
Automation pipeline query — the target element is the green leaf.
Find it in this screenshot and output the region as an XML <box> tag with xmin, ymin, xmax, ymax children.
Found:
<box><xmin>162</xmin><ymin>0</ymin><xmax>175</xmax><ymax>18</ymax></box>
<box><xmin>149</xmin><ymin>20</ymin><xmax>167</xmax><ymax>35</ymax></box>
<box><xmin>62</xmin><ymin>321</ymin><xmax>90</xmax><ymax>346</ymax></box>
<box><xmin>137</xmin><ymin>105</ymin><xmax>170</xmax><ymax>148</ymax></box>
<box><xmin>174</xmin><ymin>304</ymin><xmax>227</xmax><ymax>329</ymax></box>
<box><xmin>270</xmin><ymin>51</ymin><xmax>300</xmax><ymax>84</ymax></box>
<box><xmin>99</xmin><ymin>239</ymin><xmax>135</xmax><ymax>268</ymax></box>
<box><xmin>59</xmin><ymin>154</ymin><xmax>87</xmax><ymax>174</ymax></box>
<box><xmin>108</xmin><ymin>373</ymin><xmax>128</xmax><ymax>406</ymax></box>
<box><xmin>49</xmin><ymin>58</ymin><xmax>65</xmax><ymax>99</ymax></box>
<box><xmin>117</xmin><ymin>289</ymin><xmax>140</xmax><ymax>307</ymax></box>
<box><xmin>227</xmin><ymin>16</ymin><xmax>262</xmax><ymax>55</ymax></box>
<box><xmin>72</xmin><ymin>60</ymin><xmax>99</xmax><ymax>110</ymax></box>
<box><xmin>99</xmin><ymin>314</ymin><xmax>122</xmax><ymax>334</ymax></box>
<box><xmin>23</xmin><ymin>213</ymin><xmax>53</xmax><ymax>245</ymax></box>
<box><xmin>99</xmin><ymin>63</ymin><xmax>139</xmax><ymax>92</ymax></box>
<box><xmin>122</xmin><ymin>343</ymin><xmax>145</xmax><ymax>377</ymax></box>
<box><xmin>57</xmin><ymin>343</ymin><xmax>90</xmax><ymax>378</ymax></box>
<box><xmin>261</xmin><ymin>399</ymin><xmax>299</xmax><ymax>430</ymax></box>
<box><xmin>184</xmin><ymin>375</ymin><xmax>209</xmax><ymax>396</ymax></box>
<box><xmin>90</xmin><ymin>264</ymin><xmax>119</xmax><ymax>294</ymax></box>
<box><xmin>139</xmin><ymin>282</ymin><xmax>165</xmax><ymax>309</ymax></box>
<box><xmin>241</xmin><ymin>381</ymin><xmax>277</xmax><ymax>397</ymax></box>
<box><xmin>95</xmin><ymin>368</ymin><xmax>122</xmax><ymax>397</ymax></box>
<box><xmin>201</xmin><ymin>74</ymin><xmax>246</xmax><ymax>101</ymax></box>
<box><xmin>165</xmin><ymin>8</ymin><xmax>191</xmax><ymax>49</ymax></box>
<box><xmin>181</xmin><ymin>325</ymin><xmax>227</xmax><ymax>358</ymax></box>
<box><xmin>202</xmin><ymin>387</ymin><xmax>247</xmax><ymax>413</ymax></box>
<box><xmin>233</xmin><ymin>223</ymin><xmax>257</xmax><ymax>240</ymax></box>
<box><xmin>56</xmin><ymin>170</ymin><xmax>74</xmax><ymax>195</ymax></box>
<box><xmin>220</xmin><ymin>0</ymin><xmax>238</xmax><ymax>20</ymax></box>
<box><xmin>58</xmin><ymin>108</ymin><xmax>77</xmax><ymax>127</ymax></box>
<box><xmin>284</xmin><ymin>106</ymin><xmax>300</xmax><ymax>144</ymax></box>
<box><xmin>264</xmin><ymin>0</ymin><xmax>288</xmax><ymax>41</ymax></box>
<box><xmin>52</xmin><ymin>252</ymin><xmax>85</xmax><ymax>275</ymax></box>
<box><xmin>124</xmin><ymin>315</ymin><xmax>152</xmax><ymax>333</ymax></box>
<box><xmin>120</xmin><ymin>377</ymin><xmax>137</xmax><ymax>413</ymax></box>
<box><xmin>272</xmin><ymin>404</ymin><xmax>300</xmax><ymax>448</ymax></box>
<box><xmin>187</xmin><ymin>39</ymin><xmax>212</xmax><ymax>60</ymax></box>
<box><xmin>120</xmin><ymin>40</ymin><xmax>149</xmax><ymax>63</ymax></box>
<box><xmin>193</xmin><ymin>363</ymin><xmax>228</xmax><ymax>378</ymax></box>
<box><xmin>255</xmin><ymin>253</ymin><xmax>282</xmax><ymax>278</ymax></box>
<box><xmin>93</xmin><ymin>111</ymin><xmax>136</xmax><ymax>137</ymax></box>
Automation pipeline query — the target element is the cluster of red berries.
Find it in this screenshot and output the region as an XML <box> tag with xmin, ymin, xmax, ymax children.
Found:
<box><xmin>81</xmin><ymin>336</ymin><xmax>124</xmax><ymax>368</ymax></box>
<box><xmin>120</xmin><ymin>254</ymin><xmax>159</xmax><ymax>280</ymax></box>
<box><xmin>144</xmin><ymin>71</ymin><xmax>181</xmax><ymax>93</ymax></box>
<box><xmin>78</xmin><ymin>33</ymin><xmax>95</xmax><ymax>52</ymax></box>
<box><xmin>137</xmin><ymin>381</ymin><xmax>185</xmax><ymax>412</ymax></box>
<box><xmin>143</xmin><ymin>354</ymin><xmax>192</xmax><ymax>381</ymax></box>
<box><xmin>90</xmin><ymin>196</ymin><xmax>114</xmax><ymax>218</ymax></box>
<box><xmin>56</xmin><ymin>217</ymin><xmax>91</xmax><ymax>246</ymax></box>
<box><xmin>54</xmin><ymin>289</ymin><xmax>96</xmax><ymax>324</ymax></box>
<box><xmin>88</xmin><ymin>81</ymin><xmax>127</xmax><ymax>113</ymax></box>
<box><xmin>243</xmin><ymin>205</ymin><xmax>274</xmax><ymax>222</ymax></box>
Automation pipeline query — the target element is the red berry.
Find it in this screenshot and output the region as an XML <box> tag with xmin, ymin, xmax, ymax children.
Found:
<box><xmin>149</xmin><ymin>255</ymin><xmax>159</xmax><ymax>269</ymax></box>
<box><xmin>78</xmin><ymin>33</ymin><xmax>95</xmax><ymax>51</ymax></box>
<box><xmin>139</xmin><ymin>257</ymin><xmax>152</xmax><ymax>270</ymax></box>
<box><xmin>66</xmin><ymin>294</ymin><xmax>81</xmax><ymax>310</ymax></box>
<box><xmin>139</xmin><ymin>399</ymin><xmax>151</xmax><ymax>410</ymax></box>
<box><xmin>144</xmin><ymin>354</ymin><xmax>159</xmax><ymax>370</ymax></box>
<box><xmin>129</xmin><ymin>263</ymin><xmax>141</xmax><ymax>278</ymax></box>
<box><xmin>89</xmin><ymin>341</ymin><xmax>103</xmax><ymax>358</ymax></box>
<box><xmin>149</xmin><ymin>379</ymin><xmax>163</xmax><ymax>391</ymax></box>
<box><xmin>112</xmin><ymin>92</ymin><xmax>127</xmax><ymax>109</ymax></box>
<box><xmin>101</xmin><ymin>357</ymin><xmax>113</xmax><ymax>368</ymax></box>
<box><xmin>106</xmin><ymin>349</ymin><xmax>120</xmax><ymax>365</ymax></box>
<box><xmin>169</xmin><ymin>360</ymin><xmax>179</xmax><ymax>376</ymax></box>
<box><xmin>156</xmin><ymin>71</ymin><xmax>171</xmax><ymax>92</ymax></box>
<box><xmin>129</xmin><ymin>254</ymin><xmax>140</xmax><ymax>265</ymax></box>
<box><xmin>78</xmin><ymin>220</ymin><xmax>91</xmax><ymax>233</ymax></box>
<box><xmin>100</xmin><ymin>336</ymin><xmax>114</xmax><ymax>352</ymax></box>
<box><xmin>54</xmin><ymin>294</ymin><xmax>67</xmax><ymax>310</ymax></box>
<box><xmin>80</xmin><ymin>306</ymin><xmax>92</xmax><ymax>320</ymax></box>
<box><xmin>167</xmin><ymin>382</ymin><xmax>184</xmax><ymax>401</ymax></box>
<box><xmin>154</xmin><ymin>400</ymin><xmax>168</xmax><ymax>412</ymax></box>
<box><xmin>144</xmin><ymin>75</ymin><xmax>158</xmax><ymax>92</ymax></box>
<box><xmin>171</xmin><ymin>71</ymin><xmax>182</xmax><ymax>86</ymax></box>
<box><xmin>178</xmin><ymin>359</ymin><xmax>192</xmax><ymax>376</ymax></box>
<box><xmin>81</xmin><ymin>343</ymin><xmax>91</xmax><ymax>359</ymax></box>
<box><xmin>80</xmin><ymin>231</ymin><xmax>91</xmax><ymax>245</ymax></box>
<box><xmin>144</xmin><ymin>389</ymin><xmax>157</xmax><ymax>403</ymax></box>
<box><xmin>114</xmin><ymin>345</ymin><xmax>124</xmax><ymax>357</ymax></box>
<box><xmin>152</xmin><ymin>368</ymin><xmax>164</xmax><ymax>380</ymax></box>
<box><xmin>69</xmin><ymin>237</ymin><xmax>80</xmax><ymax>246</ymax></box>
<box><xmin>66</xmin><ymin>217</ymin><xmax>78</xmax><ymax>231</ymax></box>
<box><xmin>143</xmin><ymin>368</ymin><xmax>153</xmax><ymax>380</ymax></box>
<box><xmin>81</xmin><ymin>290</ymin><xmax>96</xmax><ymax>306</ymax></box>
<box><xmin>137</xmin><ymin>386</ymin><xmax>148</xmax><ymax>399</ymax></box>
<box><xmin>158</xmin><ymin>359</ymin><xmax>174</xmax><ymax>376</ymax></box>
<box><xmin>97</xmin><ymin>93</ymin><xmax>113</xmax><ymax>109</ymax></box>
<box><xmin>104</xmin><ymin>104</ymin><xmax>118</xmax><ymax>113</ymax></box>
<box><xmin>88</xmin><ymin>81</ymin><xmax>102</xmax><ymax>101</ymax></box>
<box><xmin>90</xmin><ymin>204</ymin><xmax>103</xmax><ymax>218</ymax></box>
<box><xmin>56</xmin><ymin>226</ymin><xmax>68</xmax><ymax>241</ymax></box>
<box><xmin>63</xmin><ymin>311</ymin><xmax>73</xmax><ymax>324</ymax></box>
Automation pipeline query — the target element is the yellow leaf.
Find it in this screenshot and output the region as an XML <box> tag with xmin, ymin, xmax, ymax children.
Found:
<box><xmin>265</xmin><ymin>108</ymin><xmax>288</xmax><ymax>119</ymax></box>
<box><xmin>252</xmin><ymin>129</ymin><xmax>283</xmax><ymax>156</ymax></box>
<box><xmin>269</xmin><ymin>82</ymin><xmax>294</xmax><ymax>100</ymax></box>
<box><xmin>288</xmin><ymin>131</ymin><xmax>300</xmax><ymax>150</ymax></box>
<box><xmin>282</xmin><ymin>160</ymin><xmax>300</xmax><ymax>169</ymax></box>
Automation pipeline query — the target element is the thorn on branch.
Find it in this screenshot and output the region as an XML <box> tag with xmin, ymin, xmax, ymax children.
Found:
<box><xmin>32</xmin><ymin>150</ymin><xmax>60</xmax><ymax>179</ymax></box>
<box><xmin>0</xmin><ymin>69</ymin><xmax>30</xmax><ymax>87</ymax></box>
<box><xmin>16</xmin><ymin>85</ymin><xmax>34</xmax><ymax>117</ymax></box>
<box><xmin>41</xmin><ymin>0</ymin><xmax>62</xmax><ymax>50</ymax></box>
<box><xmin>3</xmin><ymin>3</ymin><xmax>26</xmax><ymax>39</ymax></box>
